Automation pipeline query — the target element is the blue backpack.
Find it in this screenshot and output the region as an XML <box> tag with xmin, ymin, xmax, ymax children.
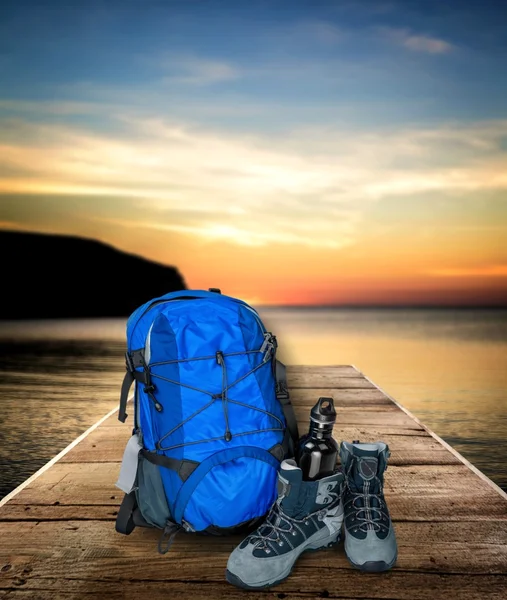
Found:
<box><xmin>114</xmin><ymin>288</ymin><xmax>299</xmax><ymax>553</ymax></box>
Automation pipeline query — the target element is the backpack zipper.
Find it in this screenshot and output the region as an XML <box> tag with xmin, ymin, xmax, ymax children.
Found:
<box><xmin>238</xmin><ymin>303</ymin><xmax>266</xmax><ymax>334</ymax></box>
<box><xmin>129</xmin><ymin>296</ymin><xmax>202</xmax><ymax>340</ymax></box>
<box><xmin>130</xmin><ymin>294</ymin><xmax>266</xmax><ymax>344</ymax></box>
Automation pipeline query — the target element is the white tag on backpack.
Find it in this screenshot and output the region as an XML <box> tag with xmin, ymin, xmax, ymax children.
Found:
<box><xmin>115</xmin><ymin>434</ymin><xmax>142</xmax><ymax>493</ymax></box>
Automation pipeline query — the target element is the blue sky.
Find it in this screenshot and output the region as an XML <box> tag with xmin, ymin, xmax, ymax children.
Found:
<box><xmin>1</xmin><ymin>0</ymin><xmax>506</xmax><ymax>304</ymax></box>
<box><xmin>2</xmin><ymin>0</ymin><xmax>506</xmax><ymax>130</ymax></box>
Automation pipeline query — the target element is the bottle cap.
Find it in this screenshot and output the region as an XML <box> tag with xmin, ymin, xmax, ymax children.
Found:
<box><xmin>310</xmin><ymin>397</ymin><xmax>336</xmax><ymax>424</ymax></box>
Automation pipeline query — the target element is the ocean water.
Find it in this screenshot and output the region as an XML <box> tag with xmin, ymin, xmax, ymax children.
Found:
<box><xmin>0</xmin><ymin>307</ymin><xmax>506</xmax><ymax>500</ymax></box>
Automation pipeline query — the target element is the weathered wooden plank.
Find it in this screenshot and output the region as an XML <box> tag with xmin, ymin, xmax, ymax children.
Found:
<box><xmin>0</xmin><ymin>591</ymin><xmax>372</xmax><ymax>600</ymax></box>
<box><xmin>93</xmin><ymin>404</ymin><xmax>427</xmax><ymax>435</ymax></box>
<box><xmin>1</xmin><ymin>537</ymin><xmax>506</xmax><ymax>589</ymax></box>
<box><xmin>1</xmin><ymin>364</ymin><xmax>506</xmax><ymax>600</ymax></box>
<box><xmin>0</xmin><ymin>504</ymin><xmax>119</xmax><ymax>522</ymax></box>
<box><xmin>291</xmin><ymin>386</ymin><xmax>390</xmax><ymax>399</ymax></box>
<box><xmin>383</xmin><ymin>466</ymin><xmax>507</xmax><ymax>521</ymax></box>
<box><xmin>98</xmin><ymin>388</ymin><xmax>398</xmax><ymax>429</ymax></box>
<box><xmin>288</xmin><ymin>372</ymin><xmax>376</xmax><ymax>388</ymax></box>
<box><xmin>100</xmin><ymin>388</ymin><xmax>392</xmax><ymax>425</ymax></box>
<box><xmin>295</xmin><ymin>407</ymin><xmax>425</xmax><ymax>429</ymax></box>
<box><xmin>1</xmin><ymin>575</ymin><xmax>506</xmax><ymax>600</ymax></box>
<box><xmin>93</xmin><ymin>403</ymin><xmax>425</xmax><ymax>435</ymax></box>
<box><xmin>6</xmin><ymin>462</ymin><xmax>506</xmax><ymax>521</ymax></box>
<box><xmin>287</xmin><ymin>365</ymin><xmax>360</xmax><ymax>377</ymax></box>
<box><xmin>59</xmin><ymin>444</ymin><xmax>457</xmax><ymax>467</ymax></box>
<box><xmin>71</xmin><ymin>421</ymin><xmax>432</xmax><ymax>447</ymax></box>
<box><xmin>1</xmin><ymin>387</ymin><xmax>119</xmax><ymax>402</ymax></box>
<box><xmin>102</xmin><ymin>404</ymin><xmax>410</xmax><ymax>430</ymax></box>
<box><xmin>333</xmin><ymin>425</ymin><xmax>429</xmax><ymax>438</ymax></box>
<box><xmin>333</xmin><ymin>431</ymin><xmax>460</xmax><ymax>465</ymax></box>
<box><xmin>1</xmin><ymin>370</ymin><xmax>123</xmax><ymax>386</ymax></box>
<box><xmin>3</xmin><ymin>401</ymin><xmax>118</xmax><ymax>416</ymax></box>
<box><xmin>289</xmin><ymin>387</ymin><xmax>393</xmax><ymax>405</ymax></box>
<box><xmin>0</xmin><ymin>522</ymin><xmax>506</xmax><ymax>598</ymax></box>
<box><xmin>101</xmin><ymin>412</ymin><xmax>126</xmax><ymax>427</ymax></box>
<box><xmin>58</xmin><ymin>425</ymin><xmax>455</xmax><ymax>466</ymax></box>
<box><xmin>1</xmin><ymin>519</ymin><xmax>506</xmax><ymax>552</ymax></box>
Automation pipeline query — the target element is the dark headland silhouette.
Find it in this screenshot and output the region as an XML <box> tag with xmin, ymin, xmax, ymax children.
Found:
<box><xmin>1</xmin><ymin>230</ymin><xmax>187</xmax><ymax>319</ymax></box>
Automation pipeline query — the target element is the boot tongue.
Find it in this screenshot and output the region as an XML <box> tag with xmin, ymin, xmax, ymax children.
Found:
<box><xmin>349</xmin><ymin>445</ymin><xmax>381</xmax><ymax>492</ymax></box>
<box><xmin>277</xmin><ymin>459</ymin><xmax>304</xmax><ymax>517</ymax></box>
<box><xmin>251</xmin><ymin>460</ymin><xmax>303</xmax><ymax>542</ymax></box>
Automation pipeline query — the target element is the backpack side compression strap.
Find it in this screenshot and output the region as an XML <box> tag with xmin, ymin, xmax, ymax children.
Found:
<box><xmin>118</xmin><ymin>349</ymin><xmax>151</xmax><ymax>423</ymax></box>
<box><xmin>275</xmin><ymin>359</ymin><xmax>299</xmax><ymax>450</ymax></box>
<box><xmin>141</xmin><ymin>449</ymin><xmax>199</xmax><ymax>482</ymax></box>
<box><xmin>115</xmin><ymin>490</ymin><xmax>137</xmax><ymax>535</ymax></box>
<box><xmin>116</xmin><ymin>490</ymin><xmax>153</xmax><ymax>535</ymax></box>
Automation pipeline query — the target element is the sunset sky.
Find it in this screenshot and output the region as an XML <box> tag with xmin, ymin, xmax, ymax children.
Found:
<box><xmin>1</xmin><ymin>0</ymin><xmax>506</xmax><ymax>305</ymax></box>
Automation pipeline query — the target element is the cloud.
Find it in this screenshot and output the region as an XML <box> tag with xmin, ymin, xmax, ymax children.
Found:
<box><xmin>98</xmin><ymin>217</ymin><xmax>349</xmax><ymax>249</ymax></box>
<box><xmin>427</xmin><ymin>266</ymin><xmax>507</xmax><ymax>277</ymax></box>
<box><xmin>0</xmin><ymin>114</ymin><xmax>506</xmax><ymax>250</ymax></box>
<box><xmin>0</xmin><ymin>99</ymin><xmax>107</xmax><ymax>116</ymax></box>
<box><xmin>281</xmin><ymin>20</ymin><xmax>344</xmax><ymax>45</ymax></box>
<box><xmin>161</xmin><ymin>56</ymin><xmax>241</xmax><ymax>86</ymax></box>
<box><xmin>379</xmin><ymin>27</ymin><xmax>454</xmax><ymax>54</ymax></box>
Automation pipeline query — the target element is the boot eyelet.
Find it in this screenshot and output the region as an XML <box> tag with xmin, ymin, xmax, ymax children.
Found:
<box><xmin>265</xmin><ymin>548</ymin><xmax>271</xmax><ymax>554</ymax></box>
<box><xmin>278</xmin><ymin>541</ymin><xmax>284</xmax><ymax>547</ymax></box>
<box><xmin>292</xmin><ymin>531</ymin><xmax>297</xmax><ymax>536</ymax></box>
<box><xmin>304</xmin><ymin>521</ymin><xmax>309</xmax><ymax>526</ymax></box>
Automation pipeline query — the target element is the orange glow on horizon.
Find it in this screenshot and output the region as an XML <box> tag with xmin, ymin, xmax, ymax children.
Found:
<box><xmin>1</xmin><ymin>116</ymin><xmax>507</xmax><ymax>307</ymax></box>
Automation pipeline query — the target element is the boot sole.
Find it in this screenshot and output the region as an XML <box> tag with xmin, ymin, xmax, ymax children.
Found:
<box><xmin>347</xmin><ymin>551</ymin><xmax>398</xmax><ymax>573</ymax></box>
<box><xmin>225</xmin><ymin>532</ymin><xmax>341</xmax><ymax>590</ymax></box>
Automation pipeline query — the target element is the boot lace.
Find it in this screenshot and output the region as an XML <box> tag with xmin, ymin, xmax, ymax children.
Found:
<box><xmin>248</xmin><ymin>501</ymin><xmax>327</xmax><ymax>552</ymax></box>
<box><xmin>344</xmin><ymin>462</ymin><xmax>390</xmax><ymax>533</ymax></box>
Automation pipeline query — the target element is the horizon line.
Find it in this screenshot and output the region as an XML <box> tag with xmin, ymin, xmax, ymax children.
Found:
<box><xmin>253</xmin><ymin>303</ymin><xmax>507</xmax><ymax>309</ymax></box>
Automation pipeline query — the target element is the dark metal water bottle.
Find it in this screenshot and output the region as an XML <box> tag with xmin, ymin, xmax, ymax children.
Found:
<box><xmin>297</xmin><ymin>397</ymin><xmax>339</xmax><ymax>481</ymax></box>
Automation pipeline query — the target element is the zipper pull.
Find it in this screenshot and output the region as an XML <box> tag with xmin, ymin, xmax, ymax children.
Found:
<box><xmin>144</xmin><ymin>384</ymin><xmax>163</xmax><ymax>412</ymax></box>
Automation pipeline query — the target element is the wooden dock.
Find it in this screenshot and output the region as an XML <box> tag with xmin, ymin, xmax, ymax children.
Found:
<box><xmin>1</xmin><ymin>365</ymin><xmax>506</xmax><ymax>599</ymax></box>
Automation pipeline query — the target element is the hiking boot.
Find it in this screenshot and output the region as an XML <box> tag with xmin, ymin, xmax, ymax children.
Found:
<box><xmin>225</xmin><ymin>459</ymin><xmax>344</xmax><ymax>590</ymax></box>
<box><xmin>340</xmin><ymin>441</ymin><xmax>398</xmax><ymax>572</ymax></box>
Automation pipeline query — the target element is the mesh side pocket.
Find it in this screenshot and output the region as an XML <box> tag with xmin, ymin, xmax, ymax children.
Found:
<box><xmin>135</xmin><ymin>454</ymin><xmax>171</xmax><ymax>529</ymax></box>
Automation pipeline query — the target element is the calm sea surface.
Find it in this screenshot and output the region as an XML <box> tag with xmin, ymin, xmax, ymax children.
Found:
<box><xmin>0</xmin><ymin>308</ymin><xmax>506</xmax><ymax>500</ymax></box>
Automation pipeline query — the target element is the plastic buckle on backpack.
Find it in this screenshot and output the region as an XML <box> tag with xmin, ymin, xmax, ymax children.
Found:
<box><xmin>261</xmin><ymin>334</ymin><xmax>277</xmax><ymax>363</ymax></box>
<box><xmin>275</xmin><ymin>382</ymin><xmax>290</xmax><ymax>401</ymax></box>
<box><xmin>260</xmin><ymin>332</ymin><xmax>271</xmax><ymax>353</ymax></box>
<box><xmin>271</xmin><ymin>334</ymin><xmax>278</xmax><ymax>350</ymax></box>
